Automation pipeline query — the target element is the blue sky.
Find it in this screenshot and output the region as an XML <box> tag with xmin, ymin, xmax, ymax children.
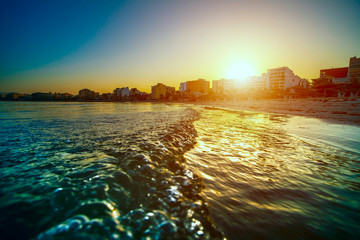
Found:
<box><xmin>0</xmin><ymin>0</ymin><xmax>125</xmax><ymax>75</ymax></box>
<box><xmin>1</xmin><ymin>0</ymin><xmax>359</xmax><ymax>93</ymax></box>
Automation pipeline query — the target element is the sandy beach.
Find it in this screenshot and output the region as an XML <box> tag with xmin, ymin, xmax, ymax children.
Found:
<box><xmin>195</xmin><ymin>98</ymin><xmax>360</xmax><ymax>126</ymax></box>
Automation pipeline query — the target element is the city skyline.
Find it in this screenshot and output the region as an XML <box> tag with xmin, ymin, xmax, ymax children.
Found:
<box><xmin>1</xmin><ymin>0</ymin><xmax>359</xmax><ymax>94</ymax></box>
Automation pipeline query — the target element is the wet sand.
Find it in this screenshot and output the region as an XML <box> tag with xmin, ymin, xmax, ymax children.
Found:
<box><xmin>195</xmin><ymin>98</ymin><xmax>360</xmax><ymax>126</ymax></box>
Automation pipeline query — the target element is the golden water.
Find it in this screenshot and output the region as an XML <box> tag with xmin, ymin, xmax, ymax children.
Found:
<box><xmin>185</xmin><ymin>107</ymin><xmax>360</xmax><ymax>239</ymax></box>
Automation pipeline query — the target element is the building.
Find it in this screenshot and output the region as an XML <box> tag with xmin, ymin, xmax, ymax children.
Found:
<box><xmin>320</xmin><ymin>67</ymin><xmax>348</xmax><ymax>84</ymax></box>
<box><xmin>166</xmin><ymin>85</ymin><xmax>175</xmax><ymax>99</ymax></box>
<box><xmin>113</xmin><ymin>87</ymin><xmax>130</xmax><ymax>100</ymax></box>
<box><xmin>0</xmin><ymin>92</ymin><xmax>7</xmax><ymax>99</ymax></box>
<box><xmin>348</xmin><ymin>56</ymin><xmax>360</xmax><ymax>84</ymax></box>
<box><xmin>267</xmin><ymin>67</ymin><xmax>307</xmax><ymax>90</ymax></box>
<box><xmin>129</xmin><ymin>88</ymin><xmax>149</xmax><ymax>100</ymax></box>
<box><xmin>179</xmin><ymin>78</ymin><xmax>209</xmax><ymax>96</ymax></box>
<box><xmin>4</xmin><ymin>92</ymin><xmax>23</xmax><ymax>100</ymax></box>
<box><xmin>180</xmin><ymin>82</ymin><xmax>186</xmax><ymax>92</ymax></box>
<box><xmin>151</xmin><ymin>83</ymin><xmax>175</xmax><ymax>100</ymax></box>
<box><xmin>101</xmin><ymin>93</ymin><xmax>112</xmax><ymax>101</ymax></box>
<box><xmin>130</xmin><ymin>88</ymin><xmax>141</xmax><ymax>96</ymax></box>
<box><xmin>245</xmin><ymin>73</ymin><xmax>269</xmax><ymax>90</ymax></box>
<box><xmin>78</xmin><ymin>88</ymin><xmax>99</xmax><ymax>100</ymax></box>
<box><xmin>60</xmin><ymin>93</ymin><xmax>73</xmax><ymax>101</ymax></box>
<box><xmin>212</xmin><ymin>79</ymin><xmax>234</xmax><ymax>94</ymax></box>
<box><xmin>151</xmin><ymin>83</ymin><xmax>166</xmax><ymax>99</ymax></box>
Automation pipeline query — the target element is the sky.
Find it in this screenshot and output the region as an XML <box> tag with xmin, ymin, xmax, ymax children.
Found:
<box><xmin>1</xmin><ymin>0</ymin><xmax>359</xmax><ymax>94</ymax></box>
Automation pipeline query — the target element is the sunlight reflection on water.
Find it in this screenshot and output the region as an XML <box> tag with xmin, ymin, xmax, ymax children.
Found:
<box><xmin>185</xmin><ymin>107</ymin><xmax>360</xmax><ymax>240</ymax></box>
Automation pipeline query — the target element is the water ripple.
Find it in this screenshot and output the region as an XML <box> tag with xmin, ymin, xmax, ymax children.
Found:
<box><xmin>185</xmin><ymin>107</ymin><xmax>360</xmax><ymax>239</ymax></box>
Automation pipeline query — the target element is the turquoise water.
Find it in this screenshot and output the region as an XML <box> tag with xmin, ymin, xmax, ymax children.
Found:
<box><xmin>1</xmin><ymin>102</ymin><xmax>360</xmax><ymax>239</ymax></box>
<box><xmin>0</xmin><ymin>102</ymin><xmax>222</xmax><ymax>239</ymax></box>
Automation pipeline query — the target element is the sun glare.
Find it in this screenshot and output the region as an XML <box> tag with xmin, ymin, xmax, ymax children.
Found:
<box><xmin>225</xmin><ymin>62</ymin><xmax>256</xmax><ymax>80</ymax></box>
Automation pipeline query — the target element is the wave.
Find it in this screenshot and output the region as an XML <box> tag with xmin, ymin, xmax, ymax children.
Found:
<box><xmin>31</xmin><ymin>107</ymin><xmax>224</xmax><ymax>239</ymax></box>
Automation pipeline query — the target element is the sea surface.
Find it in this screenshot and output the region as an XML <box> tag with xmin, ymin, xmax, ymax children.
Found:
<box><xmin>0</xmin><ymin>102</ymin><xmax>359</xmax><ymax>240</ymax></box>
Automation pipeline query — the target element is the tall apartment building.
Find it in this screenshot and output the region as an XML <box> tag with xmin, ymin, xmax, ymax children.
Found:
<box><xmin>267</xmin><ymin>67</ymin><xmax>308</xmax><ymax>90</ymax></box>
<box><xmin>212</xmin><ymin>79</ymin><xmax>234</xmax><ymax>94</ymax></box>
<box><xmin>179</xmin><ymin>78</ymin><xmax>210</xmax><ymax>96</ymax></box>
<box><xmin>348</xmin><ymin>56</ymin><xmax>360</xmax><ymax>84</ymax></box>
<box><xmin>246</xmin><ymin>73</ymin><xmax>269</xmax><ymax>90</ymax></box>
<box><xmin>151</xmin><ymin>83</ymin><xmax>175</xmax><ymax>99</ymax></box>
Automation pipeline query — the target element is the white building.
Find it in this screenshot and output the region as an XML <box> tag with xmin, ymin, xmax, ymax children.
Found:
<box><xmin>246</xmin><ymin>73</ymin><xmax>268</xmax><ymax>90</ymax></box>
<box><xmin>180</xmin><ymin>82</ymin><xmax>187</xmax><ymax>92</ymax></box>
<box><xmin>212</xmin><ymin>78</ymin><xmax>234</xmax><ymax>94</ymax></box>
<box><xmin>267</xmin><ymin>67</ymin><xmax>308</xmax><ymax>90</ymax></box>
<box><xmin>113</xmin><ymin>87</ymin><xmax>130</xmax><ymax>98</ymax></box>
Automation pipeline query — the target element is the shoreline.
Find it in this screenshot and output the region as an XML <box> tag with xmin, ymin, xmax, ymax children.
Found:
<box><xmin>192</xmin><ymin>98</ymin><xmax>360</xmax><ymax>126</ymax></box>
<box><xmin>3</xmin><ymin>98</ymin><xmax>359</xmax><ymax>126</ymax></box>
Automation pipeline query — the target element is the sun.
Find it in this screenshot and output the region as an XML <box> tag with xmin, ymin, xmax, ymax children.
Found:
<box><xmin>225</xmin><ymin>62</ymin><xmax>256</xmax><ymax>80</ymax></box>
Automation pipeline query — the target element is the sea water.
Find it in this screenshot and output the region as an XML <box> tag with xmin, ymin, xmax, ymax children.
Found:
<box><xmin>185</xmin><ymin>107</ymin><xmax>360</xmax><ymax>239</ymax></box>
<box><xmin>0</xmin><ymin>102</ymin><xmax>222</xmax><ymax>239</ymax></box>
<box><xmin>0</xmin><ymin>102</ymin><xmax>359</xmax><ymax>240</ymax></box>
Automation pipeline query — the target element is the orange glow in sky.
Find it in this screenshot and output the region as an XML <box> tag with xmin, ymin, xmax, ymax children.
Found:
<box><xmin>0</xmin><ymin>0</ymin><xmax>359</xmax><ymax>94</ymax></box>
